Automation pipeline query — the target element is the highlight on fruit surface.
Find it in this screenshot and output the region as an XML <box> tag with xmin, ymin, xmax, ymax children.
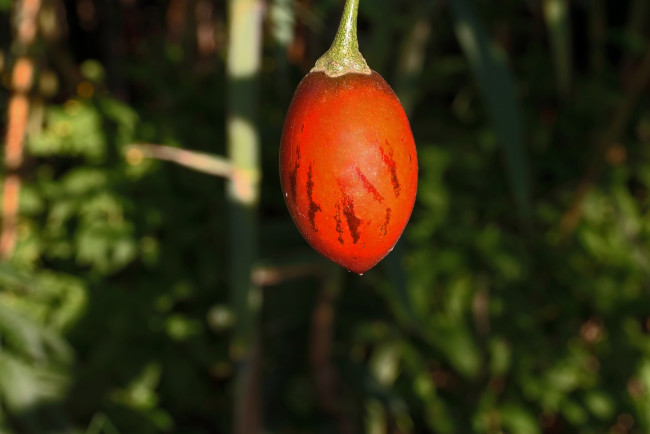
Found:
<box><xmin>279</xmin><ymin>0</ymin><xmax>418</xmax><ymax>274</ymax></box>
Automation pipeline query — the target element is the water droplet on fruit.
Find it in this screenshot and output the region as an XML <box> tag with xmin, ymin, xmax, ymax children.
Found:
<box><xmin>358</xmin><ymin>273</ymin><xmax>363</xmax><ymax>276</ymax></box>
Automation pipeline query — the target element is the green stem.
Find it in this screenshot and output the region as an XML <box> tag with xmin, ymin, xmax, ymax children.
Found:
<box><xmin>311</xmin><ymin>0</ymin><xmax>370</xmax><ymax>77</ymax></box>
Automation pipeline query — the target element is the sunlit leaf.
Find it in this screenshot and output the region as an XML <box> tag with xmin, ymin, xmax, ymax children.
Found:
<box><xmin>0</xmin><ymin>352</ymin><xmax>70</xmax><ymax>417</ymax></box>
<box><xmin>0</xmin><ymin>302</ymin><xmax>71</xmax><ymax>362</ymax></box>
<box><xmin>584</xmin><ymin>390</ymin><xmax>615</xmax><ymax>420</ymax></box>
<box><xmin>501</xmin><ymin>404</ymin><xmax>540</xmax><ymax>434</ymax></box>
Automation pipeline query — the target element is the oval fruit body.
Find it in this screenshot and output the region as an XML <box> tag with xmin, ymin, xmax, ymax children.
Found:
<box><xmin>279</xmin><ymin>70</ymin><xmax>418</xmax><ymax>274</ymax></box>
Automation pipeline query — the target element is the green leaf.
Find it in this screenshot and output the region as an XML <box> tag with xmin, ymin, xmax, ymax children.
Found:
<box><xmin>28</xmin><ymin>102</ymin><xmax>106</xmax><ymax>161</ymax></box>
<box><xmin>561</xmin><ymin>399</ymin><xmax>587</xmax><ymax>425</ymax></box>
<box><xmin>0</xmin><ymin>352</ymin><xmax>70</xmax><ymax>415</ymax></box>
<box><xmin>0</xmin><ymin>352</ymin><xmax>40</xmax><ymax>413</ymax></box>
<box><xmin>110</xmin><ymin>363</ymin><xmax>162</xmax><ymax>411</ymax></box>
<box><xmin>86</xmin><ymin>413</ymin><xmax>121</xmax><ymax>434</ymax></box>
<box><xmin>501</xmin><ymin>404</ymin><xmax>540</xmax><ymax>434</ymax></box>
<box><xmin>584</xmin><ymin>390</ymin><xmax>615</xmax><ymax>420</ymax></box>
<box><xmin>81</xmin><ymin>60</ymin><xmax>106</xmax><ymax>84</ymax></box>
<box><xmin>369</xmin><ymin>342</ymin><xmax>401</xmax><ymax>385</ymax></box>
<box><xmin>448</xmin><ymin>0</ymin><xmax>531</xmax><ymax>223</ymax></box>
<box><xmin>382</xmin><ymin>242</ymin><xmax>418</xmax><ymax>327</ymax></box>
<box><xmin>427</xmin><ymin>321</ymin><xmax>482</xmax><ymax>379</ymax></box>
<box><xmin>0</xmin><ymin>301</ymin><xmax>72</xmax><ymax>362</ymax></box>
<box><xmin>0</xmin><ymin>262</ymin><xmax>34</xmax><ymax>290</ymax></box>
<box><xmin>489</xmin><ymin>337</ymin><xmax>512</xmax><ymax>376</ymax></box>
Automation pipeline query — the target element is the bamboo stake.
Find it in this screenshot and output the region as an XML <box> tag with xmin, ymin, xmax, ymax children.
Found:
<box><xmin>0</xmin><ymin>0</ymin><xmax>42</xmax><ymax>259</ymax></box>
<box><xmin>226</xmin><ymin>0</ymin><xmax>264</xmax><ymax>432</ymax></box>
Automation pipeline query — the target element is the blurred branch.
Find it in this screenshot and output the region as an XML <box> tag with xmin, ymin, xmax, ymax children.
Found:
<box><xmin>195</xmin><ymin>0</ymin><xmax>216</xmax><ymax>57</ymax></box>
<box><xmin>309</xmin><ymin>270</ymin><xmax>338</xmax><ymax>414</ymax></box>
<box><xmin>0</xmin><ymin>0</ymin><xmax>42</xmax><ymax>260</ymax></box>
<box><xmin>543</xmin><ymin>0</ymin><xmax>573</xmax><ymax>98</ymax></box>
<box><xmin>251</xmin><ymin>262</ymin><xmax>326</xmax><ymax>286</ymax></box>
<box><xmin>167</xmin><ymin>0</ymin><xmax>189</xmax><ymax>43</ymax></box>
<box><xmin>558</xmin><ymin>43</ymin><xmax>650</xmax><ymax>239</ymax></box>
<box><xmin>125</xmin><ymin>144</ymin><xmax>233</xmax><ymax>178</ymax></box>
<box><xmin>309</xmin><ymin>266</ymin><xmax>354</xmax><ymax>433</ymax></box>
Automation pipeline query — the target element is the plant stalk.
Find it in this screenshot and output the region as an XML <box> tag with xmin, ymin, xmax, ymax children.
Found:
<box><xmin>311</xmin><ymin>0</ymin><xmax>370</xmax><ymax>77</ymax></box>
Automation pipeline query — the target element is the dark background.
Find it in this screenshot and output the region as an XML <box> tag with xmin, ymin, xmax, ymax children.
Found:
<box><xmin>1</xmin><ymin>0</ymin><xmax>650</xmax><ymax>433</ymax></box>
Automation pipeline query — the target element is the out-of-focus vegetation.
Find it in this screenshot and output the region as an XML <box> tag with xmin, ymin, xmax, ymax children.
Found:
<box><xmin>1</xmin><ymin>0</ymin><xmax>650</xmax><ymax>433</ymax></box>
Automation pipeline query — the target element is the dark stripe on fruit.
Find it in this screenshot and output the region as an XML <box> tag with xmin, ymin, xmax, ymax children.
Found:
<box><xmin>380</xmin><ymin>140</ymin><xmax>401</xmax><ymax>197</ymax></box>
<box><xmin>334</xmin><ymin>202</ymin><xmax>344</xmax><ymax>244</ymax></box>
<box><xmin>356</xmin><ymin>167</ymin><xmax>383</xmax><ymax>202</ymax></box>
<box><xmin>342</xmin><ymin>192</ymin><xmax>362</xmax><ymax>244</ymax></box>
<box><xmin>307</xmin><ymin>164</ymin><xmax>321</xmax><ymax>231</ymax></box>
<box><xmin>289</xmin><ymin>143</ymin><xmax>301</xmax><ymax>204</ymax></box>
<box><xmin>380</xmin><ymin>208</ymin><xmax>391</xmax><ymax>236</ymax></box>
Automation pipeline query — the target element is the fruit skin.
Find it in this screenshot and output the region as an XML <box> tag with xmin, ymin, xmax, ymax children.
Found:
<box><xmin>279</xmin><ymin>70</ymin><xmax>418</xmax><ymax>274</ymax></box>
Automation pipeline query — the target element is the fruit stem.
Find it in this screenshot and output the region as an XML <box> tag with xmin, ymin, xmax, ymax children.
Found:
<box><xmin>311</xmin><ymin>0</ymin><xmax>371</xmax><ymax>77</ymax></box>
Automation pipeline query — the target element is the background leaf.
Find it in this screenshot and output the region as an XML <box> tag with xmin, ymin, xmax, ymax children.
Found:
<box><xmin>448</xmin><ymin>0</ymin><xmax>532</xmax><ymax>224</ymax></box>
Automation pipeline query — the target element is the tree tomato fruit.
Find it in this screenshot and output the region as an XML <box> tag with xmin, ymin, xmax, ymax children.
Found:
<box><xmin>279</xmin><ymin>70</ymin><xmax>417</xmax><ymax>274</ymax></box>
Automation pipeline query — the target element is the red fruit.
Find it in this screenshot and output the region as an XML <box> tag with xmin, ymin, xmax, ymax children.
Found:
<box><xmin>279</xmin><ymin>70</ymin><xmax>417</xmax><ymax>274</ymax></box>
<box><xmin>279</xmin><ymin>0</ymin><xmax>417</xmax><ymax>274</ymax></box>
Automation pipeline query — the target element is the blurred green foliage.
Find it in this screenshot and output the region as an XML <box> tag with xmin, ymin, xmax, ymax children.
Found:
<box><xmin>1</xmin><ymin>0</ymin><xmax>650</xmax><ymax>433</ymax></box>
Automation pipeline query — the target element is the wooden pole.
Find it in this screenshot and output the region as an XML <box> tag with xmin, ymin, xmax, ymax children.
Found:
<box><xmin>1</xmin><ymin>0</ymin><xmax>42</xmax><ymax>259</ymax></box>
